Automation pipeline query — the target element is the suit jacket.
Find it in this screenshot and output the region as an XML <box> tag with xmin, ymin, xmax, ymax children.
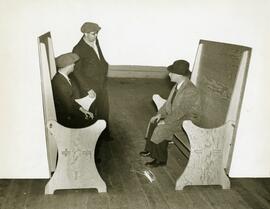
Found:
<box><xmin>51</xmin><ymin>73</ymin><xmax>94</xmax><ymax>128</ymax></box>
<box><xmin>72</xmin><ymin>37</ymin><xmax>108</xmax><ymax>97</ymax></box>
<box><xmin>150</xmin><ymin>78</ymin><xmax>201</xmax><ymax>144</ymax></box>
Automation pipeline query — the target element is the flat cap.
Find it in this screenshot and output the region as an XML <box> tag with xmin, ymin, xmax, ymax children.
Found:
<box><xmin>55</xmin><ymin>52</ymin><xmax>79</xmax><ymax>68</ymax></box>
<box><xmin>81</xmin><ymin>22</ymin><xmax>101</xmax><ymax>33</ymax></box>
<box><xmin>167</xmin><ymin>60</ymin><xmax>191</xmax><ymax>77</ymax></box>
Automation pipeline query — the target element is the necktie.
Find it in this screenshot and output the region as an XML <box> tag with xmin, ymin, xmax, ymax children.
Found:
<box><xmin>171</xmin><ymin>85</ymin><xmax>178</xmax><ymax>104</ymax></box>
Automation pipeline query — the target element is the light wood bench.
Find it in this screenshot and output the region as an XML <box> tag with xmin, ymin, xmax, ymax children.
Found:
<box><xmin>38</xmin><ymin>32</ymin><xmax>107</xmax><ymax>194</ymax></box>
<box><xmin>153</xmin><ymin>40</ymin><xmax>252</xmax><ymax>190</ymax></box>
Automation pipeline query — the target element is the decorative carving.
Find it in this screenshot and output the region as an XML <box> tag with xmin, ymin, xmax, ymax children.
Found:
<box><xmin>202</xmin><ymin>76</ymin><xmax>230</xmax><ymax>100</ymax></box>
<box><xmin>45</xmin><ymin>120</ymin><xmax>107</xmax><ymax>194</ymax></box>
<box><xmin>175</xmin><ymin>120</ymin><xmax>233</xmax><ymax>190</ymax></box>
<box><xmin>62</xmin><ymin>148</ymin><xmax>70</xmax><ymax>157</ymax></box>
<box><xmin>61</xmin><ymin>148</ymin><xmax>91</xmax><ymax>158</ymax></box>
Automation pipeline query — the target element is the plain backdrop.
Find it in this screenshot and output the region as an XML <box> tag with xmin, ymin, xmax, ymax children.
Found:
<box><xmin>0</xmin><ymin>0</ymin><xmax>269</xmax><ymax>178</ymax></box>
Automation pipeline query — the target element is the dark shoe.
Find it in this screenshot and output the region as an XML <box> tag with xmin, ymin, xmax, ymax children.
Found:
<box><xmin>145</xmin><ymin>159</ymin><xmax>166</xmax><ymax>167</ymax></box>
<box><xmin>139</xmin><ymin>151</ymin><xmax>150</xmax><ymax>157</ymax></box>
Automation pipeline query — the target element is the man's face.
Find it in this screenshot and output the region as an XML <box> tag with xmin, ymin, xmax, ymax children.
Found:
<box><xmin>66</xmin><ymin>63</ymin><xmax>75</xmax><ymax>74</ymax></box>
<box><xmin>169</xmin><ymin>72</ymin><xmax>184</xmax><ymax>83</ymax></box>
<box><xmin>84</xmin><ymin>31</ymin><xmax>98</xmax><ymax>42</ymax></box>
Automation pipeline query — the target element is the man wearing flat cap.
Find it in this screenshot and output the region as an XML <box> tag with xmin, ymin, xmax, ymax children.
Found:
<box><xmin>52</xmin><ymin>52</ymin><xmax>94</xmax><ymax>128</ymax></box>
<box><xmin>72</xmin><ymin>22</ymin><xmax>111</xmax><ymax>140</ymax></box>
<box><xmin>139</xmin><ymin>60</ymin><xmax>202</xmax><ymax>167</ymax></box>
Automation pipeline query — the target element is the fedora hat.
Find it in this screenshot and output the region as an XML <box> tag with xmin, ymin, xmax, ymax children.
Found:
<box><xmin>167</xmin><ymin>60</ymin><xmax>191</xmax><ymax>77</ymax></box>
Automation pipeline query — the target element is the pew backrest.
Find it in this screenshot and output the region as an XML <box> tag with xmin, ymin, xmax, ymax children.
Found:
<box><xmin>37</xmin><ymin>32</ymin><xmax>58</xmax><ymax>172</ymax></box>
<box><xmin>190</xmin><ymin>40</ymin><xmax>252</xmax><ymax>171</ymax></box>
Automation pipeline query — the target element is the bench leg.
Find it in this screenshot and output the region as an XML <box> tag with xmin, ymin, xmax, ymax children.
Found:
<box><xmin>45</xmin><ymin>120</ymin><xmax>107</xmax><ymax>194</ymax></box>
<box><xmin>175</xmin><ymin>120</ymin><xmax>232</xmax><ymax>190</ymax></box>
<box><xmin>45</xmin><ymin>183</ymin><xmax>55</xmax><ymax>195</ymax></box>
<box><xmin>97</xmin><ymin>183</ymin><xmax>107</xmax><ymax>193</ymax></box>
<box><xmin>45</xmin><ymin>157</ymin><xmax>107</xmax><ymax>194</ymax></box>
<box><xmin>175</xmin><ymin>154</ymin><xmax>230</xmax><ymax>190</ymax></box>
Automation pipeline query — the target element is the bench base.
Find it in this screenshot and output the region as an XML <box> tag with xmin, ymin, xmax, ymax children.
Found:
<box><xmin>175</xmin><ymin>120</ymin><xmax>234</xmax><ymax>190</ymax></box>
<box><xmin>44</xmin><ymin>120</ymin><xmax>107</xmax><ymax>194</ymax></box>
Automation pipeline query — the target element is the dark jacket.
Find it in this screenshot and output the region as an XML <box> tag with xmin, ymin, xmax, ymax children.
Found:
<box><xmin>51</xmin><ymin>73</ymin><xmax>94</xmax><ymax>128</ymax></box>
<box><xmin>72</xmin><ymin>37</ymin><xmax>108</xmax><ymax>97</ymax></box>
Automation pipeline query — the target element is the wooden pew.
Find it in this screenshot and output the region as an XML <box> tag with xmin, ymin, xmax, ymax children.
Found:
<box><xmin>37</xmin><ymin>32</ymin><xmax>107</xmax><ymax>194</ymax></box>
<box><xmin>153</xmin><ymin>40</ymin><xmax>252</xmax><ymax>190</ymax></box>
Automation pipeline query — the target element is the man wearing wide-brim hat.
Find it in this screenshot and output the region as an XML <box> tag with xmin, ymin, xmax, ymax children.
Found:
<box><xmin>139</xmin><ymin>60</ymin><xmax>202</xmax><ymax>167</ymax></box>
<box><xmin>72</xmin><ymin>22</ymin><xmax>112</xmax><ymax>140</ymax></box>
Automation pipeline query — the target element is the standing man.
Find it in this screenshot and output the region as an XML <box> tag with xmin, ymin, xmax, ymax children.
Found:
<box><xmin>72</xmin><ymin>22</ymin><xmax>111</xmax><ymax>140</ymax></box>
<box><xmin>52</xmin><ymin>52</ymin><xmax>94</xmax><ymax>128</ymax></box>
<box><xmin>139</xmin><ymin>60</ymin><xmax>201</xmax><ymax>167</ymax></box>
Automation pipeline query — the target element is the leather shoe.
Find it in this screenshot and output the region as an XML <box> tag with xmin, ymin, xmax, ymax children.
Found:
<box><xmin>139</xmin><ymin>151</ymin><xmax>150</xmax><ymax>157</ymax></box>
<box><xmin>145</xmin><ymin>159</ymin><xmax>166</xmax><ymax>167</ymax></box>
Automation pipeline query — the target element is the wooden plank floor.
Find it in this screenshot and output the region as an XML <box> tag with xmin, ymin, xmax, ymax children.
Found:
<box><xmin>1</xmin><ymin>78</ymin><xmax>270</xmax><ymax>209</ymax></box>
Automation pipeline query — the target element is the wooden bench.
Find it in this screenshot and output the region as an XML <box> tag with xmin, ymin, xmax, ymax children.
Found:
<box><xmin>38</xmin><ymin>32</ymin><xmax>107</xmax><ymax>194</ymax></box>
<box><xmin>153</xmin><ymin>40</ymin><xmax>252</xmax><ymax>190</ymax></box>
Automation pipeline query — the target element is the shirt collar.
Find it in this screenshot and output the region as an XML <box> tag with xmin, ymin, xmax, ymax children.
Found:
<box><xmin>176</xmin><ymin>79</ymin><xmax>185</xmax><ymax>90</ymax></box>
<box><xmin>58</xmin><ymin>72</ymin><xmax>71</xmax><ymax>85</ymax></box>
<box><xmin>83</xmin><ymin>37</ymin><xmax>96</xmax><ymax>47</ymax></box>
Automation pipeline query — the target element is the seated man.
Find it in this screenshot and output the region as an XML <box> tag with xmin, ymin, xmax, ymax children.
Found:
<box><xmin>140</xmin><ymin>60</ymin><xmax>201</xmax><ymax>167</ymax></box>
<box><xmin>52</xmin><ymin>52</ymin><xmax>95</xmax><ymax>128</ymax></box>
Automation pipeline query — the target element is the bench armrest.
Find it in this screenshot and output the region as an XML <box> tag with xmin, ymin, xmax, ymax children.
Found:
<box><xmin>175</xmin><ymin>120</ymin><xmax>235</xmax><ymax>190</ymax></box>
<box><xmin>152</xmin><ymin>94</ymin><xmax>166</xmax><ymax>110</ymax></box>
<box><xmin>182</xmin><ymin>120</ymin><xmax>235</xmax><ymax>169</ymax></box>
<box><xmin>45</xmin><ymin>119</ymin><xmax>107</xmax><ymax>194</ymax></box>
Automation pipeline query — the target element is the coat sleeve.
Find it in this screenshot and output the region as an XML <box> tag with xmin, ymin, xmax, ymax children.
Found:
<box><xmin>157</xmin><ymin>101</ymin><xmax>168</xmax><ymax>118</ymax></box>
<box><xmin>164</xmin><ymin>86</ymin><xmax>201</xmax><ymax>125</ymax></box>
<box><xmin>52</xmin><ymin>78</ymin><xmax>82</xmax><ymax>117</ymax></box>
<box><xmin>157</xmin><ymin>85</ymin><xmax>175</xmax><ymax>118</ymax></box>
<box><xmin>150</xmin><ymin>83</ymin><xmax>201</xmax><ymax>144</ymax></box>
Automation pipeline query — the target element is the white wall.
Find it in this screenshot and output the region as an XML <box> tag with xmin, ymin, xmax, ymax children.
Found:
<box><xmin>0</xmin><ymin>0</ymin><xmax>269</xmax><ymax>178</ymax></box>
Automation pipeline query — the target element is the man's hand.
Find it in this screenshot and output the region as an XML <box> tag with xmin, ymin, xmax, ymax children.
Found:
<box><xmin>79</xmin><ymin>107</ymin><xmax>94</xmax><ymax>120</ymax></box>
<box><xmin>150</xmin><ymin>114</ymin><xmax>162</xmax><ymax>123</ymax></box>
<box><xmin>88</xmin><ymin>89</ymin><xmax>96</xmax><ymax>98</ymax></box>
<box><xmin>84</xmin><ymin>111</ymin><xmax>94</xmax><ymax>120</ymax></box>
